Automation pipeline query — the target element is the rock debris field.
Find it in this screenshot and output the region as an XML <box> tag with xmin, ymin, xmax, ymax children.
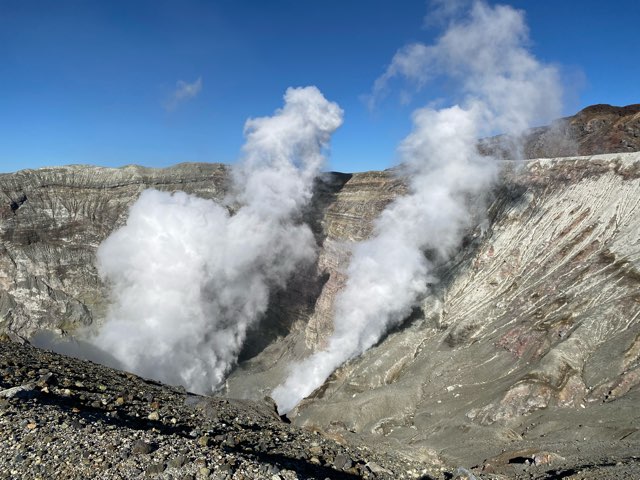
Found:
<box><xmin>2</xmin><ymin>334</ymin><xmax>639</xmax><ymax>479</ymax></box>
<box><xmin>0</xmin><ymin>334</ymin><xmax>440</xmax><ymax>480</ymax></box>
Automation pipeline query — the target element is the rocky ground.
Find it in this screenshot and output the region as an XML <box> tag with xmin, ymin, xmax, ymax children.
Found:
<box><xmin>2</xmin><ymin>334</ymin><xmax>638</xmax><ymax>479</ymax></box>
<box><xmin>0</xmin><ymin>334</ymin><xmax>445</xmax><ymax>480</ymax></box>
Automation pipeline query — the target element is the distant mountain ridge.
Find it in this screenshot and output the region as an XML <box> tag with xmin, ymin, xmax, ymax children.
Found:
<box><xmin>481</xmin><ymin>103</ymin><xmax>640</xmax><ymax>159</ymax></box>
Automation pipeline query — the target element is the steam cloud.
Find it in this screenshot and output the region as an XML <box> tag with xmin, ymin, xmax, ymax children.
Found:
<box><xmin>272</xmin><ymin>1</ymin><xmax>563</xmax><ymax>413</ymax></box>
<box><xmin>91</xmin><ymin>86</ymin><xmax>343</xmax><ymax>394</ymax></box>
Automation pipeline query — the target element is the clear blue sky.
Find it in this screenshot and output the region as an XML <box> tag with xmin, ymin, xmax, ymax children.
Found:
<box><xmin>1</xmin><ymin>0</ymin><xmax>638</xmax><ymax>173</ymax></box>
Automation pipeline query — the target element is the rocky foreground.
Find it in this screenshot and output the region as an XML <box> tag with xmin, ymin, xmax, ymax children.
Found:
<box><xmin>0</xmin><ymin>334</ymin><xmax>439</xmax><ymax>480</ymax></box>
<box><xmin>2</xmin><ymin>334</ymin><xmax>639</xmax><ymax>479</ymax></box>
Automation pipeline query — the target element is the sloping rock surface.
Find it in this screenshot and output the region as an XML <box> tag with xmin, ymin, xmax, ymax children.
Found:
<box><xmin>279</xmin><ymin>153</ymin><xmax>640</xmax><ymax>475</ymax></box>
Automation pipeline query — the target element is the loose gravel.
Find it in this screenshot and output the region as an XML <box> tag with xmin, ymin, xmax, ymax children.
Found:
<box><xmin>0</xmin><ymin>334</ymin><xmax>445</xmax><ymax>479</ymax></box>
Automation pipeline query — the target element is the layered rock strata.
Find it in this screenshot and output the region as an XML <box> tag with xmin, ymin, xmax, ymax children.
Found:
<box><xmin>0</xmin><ymin>163</ymin><xmax>227</xmax><ymax>336</ymax></box>
<box><xmin>271</xmin><ymin>153</ymin><xmax>640</xmax><ymax>471</ymax></box>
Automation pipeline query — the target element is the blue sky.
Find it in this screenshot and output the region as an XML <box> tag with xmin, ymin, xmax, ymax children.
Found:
<box><xmin>1</xmin><ymin>0</ymin><xmax>638</xmax><ymax>174</ymax></box>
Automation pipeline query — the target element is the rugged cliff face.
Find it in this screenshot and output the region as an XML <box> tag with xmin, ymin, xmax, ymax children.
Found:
<box><xmin>223</xmin><ymin>152</ymin><xmax>640</xmax><ymax>472</ymax></box>
<box><xmin>482</xmin><ymin>103</ymin><xmax>640</xmax><ymax>159</ymax></box>
<box><xmin>0</xmin><ymin>163</ymin><xmax>227</xmax><ymax>336</ymax></box>
<box><xmin>277</xmin><ymin>153</ymin><xmax>640</xmax><ymax>469</ymax></box>
<box><xmin>1</xmin><ymin>105</ymin><xmax>640</xmax><ymax>476</ymax></box>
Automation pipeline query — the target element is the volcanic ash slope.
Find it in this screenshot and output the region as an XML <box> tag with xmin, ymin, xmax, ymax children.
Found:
<box><xmin>228</xmin><ymin>152</ymin><xmax>640</xmax><ymax>476</ymax></box>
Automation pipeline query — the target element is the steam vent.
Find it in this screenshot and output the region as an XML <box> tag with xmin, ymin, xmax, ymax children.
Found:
<box><xmin>0</xmin><ymin>104</ymin><xmax>638</xmax><ymax>478</ymax></box>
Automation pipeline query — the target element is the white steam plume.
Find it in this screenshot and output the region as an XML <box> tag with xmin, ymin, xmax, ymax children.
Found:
<box><xmin>91</xmin><ymin>86</ymin><xmax>343</xmax><ymax>394</ymax></box>
<box><xmin>273</xmin><ymin>1</ymin><xmax>563</xmax><ymax>413</ymax></box>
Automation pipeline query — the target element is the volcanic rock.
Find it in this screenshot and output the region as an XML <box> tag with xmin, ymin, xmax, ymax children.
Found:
<box><xmin>273</xmin><ymin>152</ymin><xmax>640</xmax><ymax>477</ymax></box>
<box><xmin>1</xmin><ymin>105</ymin><xmax>640</xmax><ymax>478</ymax></box>
<box><xmin>481</xmin><ymin>103</ymin><xmax>640</xmax><ymax>158</ymax></box>
<box><xmin>0</xmin><ymin>335</ymin><xmax>433</xmax><ymax>479</ymax></box>
<box><xmin>0</xmin><ymin>163</ymin><xmax>228</xmax><ymax>337</ymax></box>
